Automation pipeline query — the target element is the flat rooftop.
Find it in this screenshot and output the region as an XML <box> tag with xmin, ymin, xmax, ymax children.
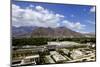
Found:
<box><xmin>25</xmin><ymin>55</ymin><xmax>39</xmax><ymax>59</ymax></box>
<box><xmin>45</xmin><ymin>55</ymin><xmax>55</xmax><ymax>63</ymax></box>
<box><xmin>50</xmin><ymin>51</ymin><xmax>66</xmax><ymax>62</ymax></box>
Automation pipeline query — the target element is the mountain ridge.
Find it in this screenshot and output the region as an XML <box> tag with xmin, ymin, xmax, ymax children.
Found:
<box><xmin>12</xmin><ymin>26</ymin><xmax>87</xmax><ymax>38</ymax></box>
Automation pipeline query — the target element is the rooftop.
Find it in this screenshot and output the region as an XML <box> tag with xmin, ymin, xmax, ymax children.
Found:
<box><xmin>24</xmin><ymin>55</ymin><xmax>39</xmax><ymax>59</ymax></box>
<box><xmin>50</xmin><ymin>51</ymin><xmax>66</xmax><ymax>62</ymax></box>
<box><xmin>45</xmin><ymin>55</ymin><xmax>55</xmax><ymax>63</ymax></box>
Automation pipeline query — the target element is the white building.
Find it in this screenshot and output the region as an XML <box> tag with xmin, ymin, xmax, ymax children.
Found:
<box><xmin>71</xmin><ymin>50</ymin><xmax>83</xmax><ymax>59</ymax></box>
<box><xmin>44</xmin><ymin>55</ymin><xmax>55</xmax><ymax>64</ymax></box>
<box><xmin>60</xmin><ymin>49</ymin><xmax>70</xmax><ymax>55</ymax></box>
<box><xmin>50</xmin><ymin>51</ymin><xmax>66</xmax><ymax>63</ymax></box>
<box><xmin>48</xmin><ymin>41</ymin><xmax>80</xmax><ymax>45</ymax></box>
<box><xmin>20</xmin><ymin>55</ymin><xmax>40</xmax><ymax>65</ymax></box>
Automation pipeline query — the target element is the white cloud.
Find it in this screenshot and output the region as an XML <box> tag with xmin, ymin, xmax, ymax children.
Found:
<box><xmin>29</xmin><ymin>5</ymin><xmax>34</xmax><ymax>8</ymax></box>
<box><xmin>12</xmin><ymin>4</ymin><xmax>86</xmax><ymax>32</ymax></box>
<box><xmin>76</xmin><ymin>31</ymin><xmax>89</xmax><ymax>34</ymax></box>
<box><xmin>90</xmin><ymin>6</ymin><xmax>95</xmax><ymax>13</ymax></box>
<box><xmin>35</xmin><ymin>6</ymin><xmax>44</xmax><ymax>11</ymax></box>
<box><xmin>62</xmin><ymin>20</ymin><xmax>86</xmax><ymax>30</ymax></box>
<box><xmin>87</xmin><ymin>20</ymin><xmax>95</xmax><ymax>25</ymax></box>
<box><xmin>12</xmin><ymin>4</ymin><xmax>64</xmax><ymax>28</ymax></box>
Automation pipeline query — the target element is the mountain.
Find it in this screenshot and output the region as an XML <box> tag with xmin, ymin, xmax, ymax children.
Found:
<box><xmin>12</xmin><ymin>26</ymin><xmax>35</xmax><ymax>37</ymax></box>
<box><xmin>83</xmin><ymin>32</ymin><xmax>95</xmax><ymax>38</ymax></box>
<box><xmin>31</xmin><ymin>27</ymin><xmax>84</xmax><ymax>38</ymax></box>
<box><xmin>12</xmin><ymin>26</ymin><xmax>85</xmax><ymax>38</ymax></box>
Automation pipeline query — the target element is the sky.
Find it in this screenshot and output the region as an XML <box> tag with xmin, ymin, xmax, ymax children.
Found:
<box><xmin>12</xmin><ymin>0</ymin><xmax>96</xmax><ymax>33</ymax></box>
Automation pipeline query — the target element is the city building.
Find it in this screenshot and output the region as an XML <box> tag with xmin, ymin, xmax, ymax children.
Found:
<box><xmin>44</xmin><ymin>55</ymin><xmax>55</xmax><ymax>64</ymax></box>
<box><xmin>70</xmin><ymin>50</ymin><xmax>83</xmax><ymax>59</ymax></box>
<box><xmin>47</xmin><ymin>41</ymin><xmax>87</xmax><ymax>49</ymax></box>
<box><xmin>50</xmin><ymin>51</ymin><xmax>66</xmax><ymax>63</ymax></box>
<box><xmin>20</xmin><ymin>55</ymin><xmax>40</xmax><ymax>65</ymax></box>
<box><xmin>60</xmin><ymin>49</ymin><xmax>70</xmax><ymax>55</ymax></box>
